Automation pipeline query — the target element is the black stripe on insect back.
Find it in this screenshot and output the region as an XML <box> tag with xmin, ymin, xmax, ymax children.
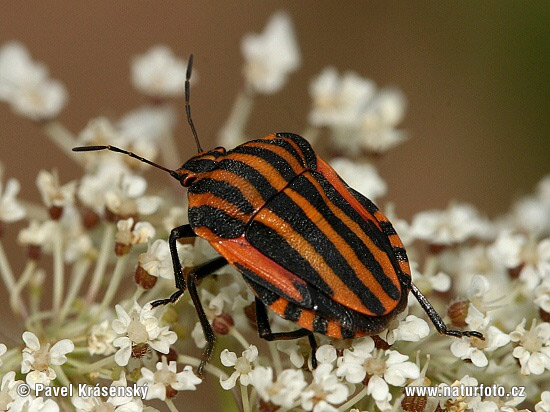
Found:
<box><xmin>188</xmin><ymin>205</ymin><xmax>246</xmax><ymax>238</ymax></box>
<box><xmin>260</xmin><ymin>138</ymin><xmax>308</xmax><ymax>168</ymax></box>
<box><xmin>246</xmin><ymin>221</ymin><xmax>333</xmax><ymax>298</ymax></box>
<box><xmin>256</xmin><ymin>187</ymin><xmax>387</xmax><ymax>315</ymax></box>
<box><xmin>313</xmin><ymin>173</ymin><xmax>401</xmax><ymax>301</ymax></box>
<box><xmin>275</xmin><ymin>133</ymin><xmax>317</xmax><ymax>169</ymax></box>
<box><xmin>188</xmin><ymin>178</ymin><xmax>254</xmax><ymax>215</ymax></box>
<box><xmin>230</xmin><ymin>145</ymin><xmax>298</xmax><ymax>182</ymax></box>
<box><xmin>216</xmin><ymin>159</ymin><xmax>278</xmax><ymax>201</ymax></box>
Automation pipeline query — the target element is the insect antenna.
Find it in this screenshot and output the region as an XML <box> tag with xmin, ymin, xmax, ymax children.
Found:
<box><xmin>72</xmin><ymin>145</ymin><xmax>181</xmax><ymax>180</ymax></box>
<box><xmin>185</xmin><ymin>54</ymin><xmax>203</xmax><ymax>153</ymax></box>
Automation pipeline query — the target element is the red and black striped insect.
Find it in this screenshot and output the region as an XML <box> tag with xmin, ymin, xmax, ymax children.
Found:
<box><xmin>74</xmin><ymin>55</ymin><xmax>483</xmax><ymax>376</ymax></box>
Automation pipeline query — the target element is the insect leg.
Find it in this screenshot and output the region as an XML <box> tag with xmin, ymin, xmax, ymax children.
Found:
<box><xmin>151</xmin><ymin>224</ymin><xmax>196</xmax><ymax>307</ymax></box>
<box><xmin>254</xmin><ymin>298</ymin><xmax>318</xmax><ymax>368</ymax></box>
<box><xmin>186</xmin><ymin>256</ymin><xmax>229</xmax><ymax>376</ymax></box>
<box><xmin>409</xmin><ymin>282</ymin><xmax>485</xmax><ymax>340</ymax></box>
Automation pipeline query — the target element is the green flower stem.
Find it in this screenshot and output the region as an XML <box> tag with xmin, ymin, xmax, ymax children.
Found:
<box><xmin>52</xmin><ymin>364</ymin><xmax>72</xmax><ymax>387</ymax></box>
<box><xmin>166</xmin><ymin>398</ymin><xmax>180</xmax><ymax>412</ymax></box>
<box><xmin>0</xmin><ymin>239</ymin><xmax>16</xmax><ymax>292</ymax></box>
<box><xmin>338</xmin><ymin>386</ymin><xmax>369</xmax><ymax>412</ymax></box>
<box><xmin>241</xmin><ymin>384</ymin><xmax>250</xmax><ymax>412</ymax></box>
<box><xmin>268</xmin><ymin>341</ymin><xmax>283</xmax><ymax>376</ymax></box>
<box><xmin>177</xmin><ymin>354</ymin><xmax>229</xmax><ymax>381</ymax></box>
<box><xmin>86</xmin><ymin>223</ymin><xmax>115</xmax><ymax>304</ymax></box>
<box><xmin>52</xmin><ymin>222</ymin><xmax>65</xmax><ymax>313</ymax></box>
<box><xmin>10</xmin><ymin>259</ymin><xmax>35</xmax><ymax>318</ymax></box>
<box><xmin>229</xmin><ymin>328</ymin><xmax>250</xmax><ymax>351</ymax></box>
<box><xmin>58</xmin><ymin>258</ymin><xmax>92</xmax><ymax>325</ymax></box>
<box><xmin>71</xmin><ymin>354</ymin><xmax>116</xmax><ymax>374</ymax></box>
<box><xmin>92</xmin><ymin>254</ymin><xmax>129</xmax><ymax>323</ymax></box>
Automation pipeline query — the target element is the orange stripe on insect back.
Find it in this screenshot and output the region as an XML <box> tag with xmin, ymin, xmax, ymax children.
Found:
<box><xmin>286</xmin><ymin>184</ymin><xmax>398</xmax><ymax>314</ymax></box>
<box><xmin>255</xmin><ymin>207</ymin><xmax>381</xmax><ymax>316</ymax></box>
<box><xmin>204</xmin><ymin>169</ymin><xmax>265</xmax><ymax>211</ymax></box>
<box><xmin>326</xmin><ymin>320</ymin><xmax>343</xmax><ymax>339</ymax></box>
<box><xmin>315</xmin><ymin>157</ymin><xmax>381</xmax><ymax>229</ymax></box>
<box><xmin>245</xmin><ymin>141</ymin><xmax>305</xmax><ymax>175</ymax></box>
<box><xmin>302</xmin><ymin>174</ymin><xmax>401</xmax><ymax>299</ymax></box>
<box><xmin>296</xmin><ymin>309</ymin><xmax>315</xmax><ymax>331</ymax></box>
<box><xmin>224</xmin><ymin>153</ymin><xmax>291</xmax><ymax>190</ymax></box>
<box><xmin>269</xmin><ymin>298</ymin><xmax>288</xmax><ymax>316</ymax></box>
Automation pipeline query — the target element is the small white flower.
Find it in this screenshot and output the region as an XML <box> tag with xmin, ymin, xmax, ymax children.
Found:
<box><xmin>8</xmin><ymin>396</ymin><xmax>60</xmax><ymax>412</ymax></box>
<box><xmin>0</xmin><ymin>372</ymin><xmax>23</xmax><ymax>411</ymax></box>
<box><xmin>536</xmin><ymin>391</ymin><xmax>550</xmax><ymax>412</ymax></box>
<box><xmin>21</xmin><ymin>331</ymin><xmax>74</xmax><ymax>388</ymax></box>
<box><xmin>438</xmin><ymin>375</ymin><xmax>482</xmax><ymax>412</ymax></box>
<box><xmin>450</xmin><ymin>308</ymin><xmax>510</xmax><ymax>367</ymax></box>
<box><xmin>17</xmin><ymin>220</ymin><xmax>56</xmax><ymax>248</ymax></box>
<box><xmin>0</xmin><ymin>343</ymin><xmax>6</xmax><ymax>366</ymax></box>
<box><xmin>138</xmin><ymin>239</ymin><xmax>173</xmax><ymax>280</ymax></box>
<box><xmin>276</xmin><ymin>340</ymin><xmax>309</xmax><ymax>368</ymax></box>
<box><xmin>357</xmin><ymin>88</ymin><xmax>407</xmax><ymax>154</ymax></box>
<box><xmin>315</xmin><ymin>345</ymin><xmax>337</xmax><ymax>365</ymax></box>
<box><xmin>410</xmin><ymin>202</ymin><xmax>494</xmax><ymax>246</ymax></box>
<box><xmin>518</xmin><ymin>238</ymin><xmax>550</xmax><ymax>291</ymax></box>
<box><xmin>88</xmin><ymin>320</ymin><xmax>117</xmax><ymax>356</ymax></box>
<box><xmin>131</xmin><ymin>46</ymin><xmax>187</xmax><ymax>98</ymax></box>
<box><xmin>330</xmin><ymin>158</ymin><xmax>387</xmax><ymax>200</ymax></box>
<box><xmin>488</xmin><ymin>230</ymin><xmax>526</xmax><ymax>269</ymax></box>
<box><xmin>535</xmin><ymin>276</ymin><xmax>550</xmax><ymax>313</ymax></box>
<box><xmin>510</xmin><ymin>319</ymin><xmax>550</xmax><ymax>375</ymax></box>
<box><xmin>512</xmin><ymin>195</ymin><xmax>550</xmax><ymax>235</ymax></box>
<box><xmin>36</xmin><ymin>170</ymin><xmax>76</xmax><ymax>209</ymax></box>
<box><xmin>250</xmin><ymin>366</ymin><xmax>306</xmax><ymax>409</ymax></box>
<box><xmin>73</xmin><ymin>371</ymin><xmax>143</xmax><ymax>412</ymax></box>
<box><xmin>336</xmin><ymin>340</ymin><xmax>419</xmax><ymax>409</ymax></box>
<box><xmin>301</xmin><ymin>363</ymin><xmax>348</xmax><ymax>412</ymax></box>
<box><xmin>384</xmin><ymin>314</ymin><xmax>430</xmax><ymax>344</ymax></box>
<box><xmin>105</xmin><ymin>174</ymin><xmax>162</xmax><ymax>218</ymax></box>
<box><xmin>241</xmin><ymin>12</ymin><xmax>300</xmax><ymax>94</ymax></box>
<box><xmin>118</xmin><ymin>104</ymin><xmax>177</xmax><ymax>145</ymax></box>
<box><xmin>115</xmin><ymin>218</ymin><xmax>155</xmax><ymax>247</ymax></box>
<box><xmin>0</xmin><ymin>41</ymin><xmax>67</xmax><ymax>121</ymax></box>
<box><xmin>309</xmin><ymin>67</ymin><xmax>375</xmax><ymax>127</ymax></box>
<box><xmin>0</xmin><ymin>176</ymin><xmax>26</xmax><ymax>223</ymax></box>
<box><xmin>138</xmin><ymin>358</ymin><xmax>202</xmax><ymax>400</ymax></box>
<box><xmin>111</xmin><ymin>301</ymin><xmax>177</xmax><ymax>366</ymax></box>
<box><xmin>220</xmin><ymin>345</ymin><xmax>258</xmax><ymax>390</ymax></box>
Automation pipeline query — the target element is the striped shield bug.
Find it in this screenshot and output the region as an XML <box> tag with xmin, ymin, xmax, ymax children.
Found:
<box><xmin>74</xmin><ymin>55</ymin><xmax>484</xmax><ymax>376</ymax></box>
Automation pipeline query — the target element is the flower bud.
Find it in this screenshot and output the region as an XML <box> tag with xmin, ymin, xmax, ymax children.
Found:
<box><xmin>212</xmin><ymin>312</ymin><xmax>234</xmax><ymax>335</ymax></box>
<box><xmin>134</xmin><ymin>265</ymin><xmax>157</xmax><ymax>290</ymax></box>
<box><xmin>402</xmin><ymin>393</ymin><xmax>428</xmax><ymax>412</ymax></box>
<box><xmin>131</xmin><ymin>342</ymin><xmax>150</xmax><ymax>359</ymax></box>
<box><xmin>49</xmin><ymin>205</ymin><xmax>63</xmax><ymax>220</ymax></box>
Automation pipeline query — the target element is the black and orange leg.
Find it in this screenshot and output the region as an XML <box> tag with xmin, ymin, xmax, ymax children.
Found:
<box><xmin>254</xmin><ymin>298</ymin><xmax>318</xmax><ymax>368</ymax></box>
<box><xmin>406</xmin><ymin>278</ymin><xmax>484</xmax><ymax>340</ymax></box>
<box><xmin>151</xmin><ymin>224</ymin><xmax>196</xmax><ymax>307</ymax></box>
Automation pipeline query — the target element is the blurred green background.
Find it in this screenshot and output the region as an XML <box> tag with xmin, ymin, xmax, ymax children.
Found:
<box><xmin>0</xmin><ymin>2</ymin><xmax>549</xmax><ymax>410</ymax></box>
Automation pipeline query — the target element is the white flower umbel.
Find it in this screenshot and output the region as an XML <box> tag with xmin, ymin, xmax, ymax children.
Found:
<box><xmin>301</xmin><ymin>363</ymin><xmax>348</xmax><ymax>412</ymax></box>
<box><xmin>0</xmin><ymin>176</ymin><xmax>26</xmax><ymax>223</ymax></box>
<box><xmin>21</xmin><ymin>331</ymin><xmax>74</xmax><ymax>388</ymax></box>
<box><xmin>131</xmin><ymin>45</ymin><xmax>187</xmax><ymax>98</ymax></box>
<box><xmin>36</xmin><ymin>170</ymin><xmax>76</xmax><ymax>210</ymax></box>
<box><xmin>450</xmin><ymin>307</ymin><xmax>510</xmax><ymax>367</ymax></box>
<box><xmin>8</xmin><ymin>395</ymin><xmax>60</xmax><ymax>412</ymax></box>
<box><xmin>138</xmin><ymin>358</ymin><xmax>202</xmax><ymax>400</ymax></box>
<box><xmin>88</xmin><ymin>320</ymin><xmax>117</xmax><ymax>356</ymax></box>
<box><xmin>250</xmin><ymin>366</ymin><xmax>306</xmax><ymax>409</ymax></box>
<box><xmin>309</xmin><ymin>67</ymin><xmax>375</xmax><ymax>128</ymax></box>
<box><xmin>336</xmin><ymin>339</ymin><xmax>419</xmax><ymax>408</ymax></box>
<box><xmin>536</xmin><ymin>391</ymin><xmax>550</xmax><ymax>412</ymax></box>
<box><xmin>510</xmin><ymin>319</ymin><xmax>550</xmax><ymax>375</ymax></box>
<box><xmin>111</xmin><ymin>301</ymin><xmax>177</xmax><ymax>366</ymax></box>
<box><xmin>241</xmin><ymin>12</ymin><xmax>300</xmax><ymax>94</ymax></box>
<box><xmin>138</xmin><ymin>239</ymin><xmax>180</xmax><ymax>281</ymax></box>
<box><xmin>410</xmin><ymin>202</ymin><xmax>494</xmax><ymax>246</ymax></box>
<box><xmin>329</xmin><ymin>158</ymin><xmax>387</xmax><ymax>200</ymax></box>
<box><xmin>72</xmin><ymin>371</ymin><xmax>144</xmax><ymax>412</ymax></box>
<box><xmin>0</xmin><ymin>41</ymin><xmax>67</xmax><ymax>121</ymax></box>
<box><xmin>219</xmin><ymin>345</ymin><xmax>258</xmax><ymax>390</ymax></box>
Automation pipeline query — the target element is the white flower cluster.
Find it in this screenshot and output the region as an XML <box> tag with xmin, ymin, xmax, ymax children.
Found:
<box><xmin>0</xmin><ymin>10</ymin><xmax>548</xmax><ymax>412</ymax></box>
<box><xmin>0</xmin><ymin>41</ymin><xmax>67</xmax><ymax>121</ymax></box>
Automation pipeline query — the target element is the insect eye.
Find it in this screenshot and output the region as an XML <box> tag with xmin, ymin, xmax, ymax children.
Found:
<box><xmin>182</xmin><ymin>175</ymin><xmax>197</xmax><ymax>186</ymax></box>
